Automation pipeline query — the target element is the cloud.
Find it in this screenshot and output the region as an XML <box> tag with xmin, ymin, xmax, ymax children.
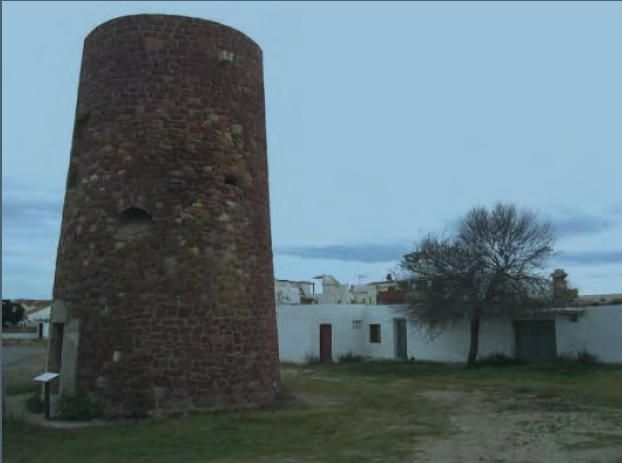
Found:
<box><xmin>550</xmin><ymin>215</ymin><xmax>614</xmax><ymax>238</ymax></box>
<box><xmin>2</xmin><ymin>196</ymin><xmax>62</xmax><ymax>223</ymax></box>
<box><xmin>2</xmin><ymin>177</ymin><xmax>63</xmax><ymax>231</ymax></box>
<box><xmin>274</xmin><ymin>243</ymin><xmax>412</xmax><ymax>263</ymax></box>
<box><xmin>2</xmin><ymin>253</ymin><xmax>55</xmax><ymax>299</ymax></box>
<box><xmin>443</xmin><ymin>207</ymin><xmax>618</xmax><ymax>240</ymax></box>
<box><xmin>2</xmin><ymin>178</ymin><xmax>62</xmax><ymax>298</ymax></box>
<box><xmin>275</xmin><ymin>240</ymin><xmax>622</xmax><ymax>272</ymax></box>
<box><xmin>555</xmin><ymin>250</ymin><xmax>622</xmax><ymax>266</ymax></box>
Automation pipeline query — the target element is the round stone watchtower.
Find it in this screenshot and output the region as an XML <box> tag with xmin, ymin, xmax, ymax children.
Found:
<box><xmin>48</xmin><ymin>14</ymin><xmax>280</xmax><ymax>416</ymax></box>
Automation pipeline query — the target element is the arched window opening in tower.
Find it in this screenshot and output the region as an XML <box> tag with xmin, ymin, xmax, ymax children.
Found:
<box><xmin>224</xmin><ymin>175</ymin><xmax>239</xmax><ymax>187</ymax></box>
<box><xmin>117</xmin><ymin>207</ymin><xmax>153</xmax><ymax>240</ymax></box>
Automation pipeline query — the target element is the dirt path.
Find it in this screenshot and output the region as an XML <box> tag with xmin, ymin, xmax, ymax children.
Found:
<box><xmin>414</xmin><ymin>389</ymin><xmax>622</xmax><ymax>463</ymax></box>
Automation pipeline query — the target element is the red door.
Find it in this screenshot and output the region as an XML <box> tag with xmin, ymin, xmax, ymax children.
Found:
<box><xmin>319</xmin><ymin>324</ymin><xmax>332</xmax><ymax>363</ymax></box>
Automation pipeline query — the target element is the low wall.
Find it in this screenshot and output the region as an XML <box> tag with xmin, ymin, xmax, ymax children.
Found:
<box><xmin>2</xmin><ymin>332</ymin><xmax>39</xmax><ymax>340</ymax></box>
<box><xmin>406</xmin><ymin>317</ymin><xmax>515</xmax><ymax>363</ymax></box>
<box><xmin>556</xmin><ymin>304</ymin><xmax>622</xmax><ymax>363</ymax></box>
<box><xmin>277</xmin><ymin>304</ymin><xmax>622</xmax><ymax>364</ymax></box>
<box><xmin>2</xmin><ymin>323</ymin><xmax>48</xmax><ymax>340</ymax></box>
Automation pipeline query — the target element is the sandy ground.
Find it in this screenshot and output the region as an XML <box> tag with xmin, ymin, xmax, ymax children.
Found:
<box><xmin>414</xmin><ymin>389</ymin><xmax>622</xmax><ymax>463</ymax></box>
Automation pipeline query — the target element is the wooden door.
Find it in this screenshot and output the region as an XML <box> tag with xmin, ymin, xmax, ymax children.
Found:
<box><xmin>319</xmin><ymin>324</ymin><xmax>332</xmax><ymax>363</ymax></box>
<box><xmin>394</xmin><ymin>318</ymin><xmax>408</xmax><ymax>359</ymax></box>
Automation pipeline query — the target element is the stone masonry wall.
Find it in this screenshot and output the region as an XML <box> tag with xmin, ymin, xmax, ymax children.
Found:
<box><xmin>49</xmin><ymin>14</ymin><xmax>280</xmax><ymax>416</ymax></box>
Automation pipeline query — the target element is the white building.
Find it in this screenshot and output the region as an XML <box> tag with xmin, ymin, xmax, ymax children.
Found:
<box><xmin>350</xmin><ymin>284</ymin><xmax>377</xmax><ymax>305</ymax></box>
<box><xmin>311</xmin><ymin>275</ymin><xmax>353</xmax><ymax>304</ymax></box>
<box><xmin>276</xmin><ymin>303</ymin><xmax>622</xmax><ymax>364</ymax></box>
<box><xmin>275</xmin><ymin>279</ymin><xmax>315</xmax><ymax>305</ymax></box>
<box><xmin>27</xmin><ymin>305</ymin><xmax>51</xmax><ymax>339</ymax></box>
<box><xmin>2</xmin><ymin>300</ymin><xmax>51</xmax><ymax>340</ymax></box>
<box><xmin>352</xmin><ymin>278</ymin><xmax>401</xmax><ymax>305</ymax></box>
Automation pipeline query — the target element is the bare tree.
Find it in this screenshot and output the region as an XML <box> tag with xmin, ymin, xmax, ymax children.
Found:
<box><xmin>400</xmin><ymin>203</ymin><xmax>556</xmax><ymax>367</ymax></box>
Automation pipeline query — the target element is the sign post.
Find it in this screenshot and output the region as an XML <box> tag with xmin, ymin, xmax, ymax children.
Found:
<box><xmin>33</xmin><ymin>373</ymin><xmax>60</xmax><ymax>420</ymax></box>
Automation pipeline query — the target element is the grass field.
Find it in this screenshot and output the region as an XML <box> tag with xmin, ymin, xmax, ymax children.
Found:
<box><xmin>3</xmin><ymin>360</ymin><xmax>622</xmax><ymax>463</ymax></box>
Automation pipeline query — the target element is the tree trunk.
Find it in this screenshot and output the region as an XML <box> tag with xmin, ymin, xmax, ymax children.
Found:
<box><xmin>467</xmin><ymin>316</ymin><xmax>480</xmax><ymax>367</ymax></box>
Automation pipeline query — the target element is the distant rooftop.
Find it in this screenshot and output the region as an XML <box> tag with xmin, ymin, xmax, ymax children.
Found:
<box><xmin>8</xmin><ymin>299</ymin><xmax>52</xmax><ymax>314</ymax></box>
<box><xmin>573</xmin><ymin>293</ymin><xmax>622</xmax><ymax>306</ymax></box>
<box><xmin>276</xmin><ymin>279</ymin><xmax>314</xmax><ymax>285</ymax></box>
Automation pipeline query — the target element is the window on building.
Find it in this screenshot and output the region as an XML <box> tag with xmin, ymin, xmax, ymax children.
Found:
<box><xmin>369</xmin><ymin>324</ymin><xmax>381</xmax><ymax>343</ymax></box>
<box><xmin>352</xmin><ymin>320</ymin><xmax>362</xmax><ymax>329</ymax></box>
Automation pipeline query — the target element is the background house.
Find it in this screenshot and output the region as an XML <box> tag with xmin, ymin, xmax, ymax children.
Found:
<box><xmin>275</xmin><ymin>274</ymin><xmax>406</xmax><ymax>306</ymax></box>
<box><xmin>312</xmin><ymin>275</ymin><xmax>352</xmax><ymax>304</ymax></box>
<box><xmin>275</xmin><ymin>279</ymin><xmax>315</xmax><ymax>305</ymax></box>
<box><xmin>27</xmin><ymin>304</ymin><xmax>51</xmax><ymax>339</ymax></box>
<box><xmin>2</xmin><ymin>299</ymin><xmax>51</xmax><ymax>339</ymax></box>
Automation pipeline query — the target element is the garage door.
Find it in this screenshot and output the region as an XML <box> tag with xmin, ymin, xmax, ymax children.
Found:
<box><xmin>514</xmin><ymin>320</ymin><xmax>557</xmax><ymax>362</ymax></box>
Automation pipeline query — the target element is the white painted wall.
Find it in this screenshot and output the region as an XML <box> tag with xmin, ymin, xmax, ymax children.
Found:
<box><xmin>39</xmin><ymin>322</ymin><xmax>50</xmax><ymax>338</ymax></box>
<box><xmin>277</xmin><ymin>304</ymin><xmax>622</xmax><ymax>364</ymax></box>
<box><xmin>28</xmin><ymin>306</ymin><xmax>51</xmax><ymax>321</ymax></box>
<box><xmin>2</xmin><ymin>332</ymin><xmax>39</xmax><ymax>340</ymax></box>
<box><xmin>406</xmin><ymin>317</ymin><xmax>515</xmax><ymax>362</ymax></box>
<box><xmin>351</xmin><ymin>284</ymin><xmax>378</xmax><ymax>305</ymax></box>
<box><xmin>556</xmin><ymin>304</ymin><xmax>622</xmax><ymax>363</ymax></box>
<box><xmin>276</xmin><ymin>304</ymin><xmax>514</xmax><ymax>363</ymax></box>
<box><xmin>277</xmin><ymin>305</ymin><xmax>388</xmax><ymax>362</ymax></box>
<box><xmin>28</xmin><ymin>306</ymin><xmax>51</xmax><ymax>339</ymax></box>
<box><xmin>275</xmin><ymin>283</ymin><xmax>301</xmax><ymax>305</ymax></box>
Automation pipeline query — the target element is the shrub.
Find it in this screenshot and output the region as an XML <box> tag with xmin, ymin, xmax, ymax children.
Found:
<box><xmin>337</xmin><ymin>352</ymin><xmax>365</xmax><ymax>363</ymax></box>
<box><xmin>25</xmin><ymin>392</ymin><xmax>44</xmax><ymax>414</ymax></box>
<box><xmin>575</xmin><ymin>350</ymin><xmax>599</xmax><ymax>365</ymax></box>
<box><xmin>126</xmin><ymin>393</ymin><xmax>149</xmax><ymax>419</ymax></box>
<box><xmin>56</xmin><ymin>393</ymin><xmax>104</xmax><ymax>420</ymax></box>
<box><xmin>477</xmin><ymin>353</ymin><xmax>523</xmax><ymax>367</ymax></box>
<box><xmin>558</xmin><ymin>349</ymin><xmax>600</xmax><ymax>365</ymax></box>
<box><xmin>303</xmin><ymin>354</ymin><xmax>321</xmax><ymax>365</ymax></box>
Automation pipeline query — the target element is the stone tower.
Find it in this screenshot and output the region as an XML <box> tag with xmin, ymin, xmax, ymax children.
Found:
<box><xmin>48</xmin><ymin>14</ymin><xmax>280</xmax><ymax>416</ymax></box>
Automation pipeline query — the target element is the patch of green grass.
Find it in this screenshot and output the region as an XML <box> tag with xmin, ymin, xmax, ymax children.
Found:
<box><xmin>316</xmin><ymin>359</ymin><xmax>622</xmax><ymax>408</ymax></box>
<box><xmin>563</xmin><ymin>431</ymin><xmax>622</xmax><ymax>450</ymax></box>
<box><xmin>337</xmin><ymin>352</ymin><xmax>367</xmax><ymax>363</ymax></box>
<box><xmin>5</xmin><ymin>381</ymin><xmax>40</xmax><ymax>396</ymax></box>
<box><xmin>3</xmin><ymin>361</ymin><xmax>622</xmax><ymax>463</ymax></box>
<box><xmin>2</xmin><ymin>400</ymin><xmax>447</xmax><ymax>463</ymax></box>
<box><xmin>2</xmin><ymin>367</ymin><xmax>453</xmax><ymax>463</ymax></box>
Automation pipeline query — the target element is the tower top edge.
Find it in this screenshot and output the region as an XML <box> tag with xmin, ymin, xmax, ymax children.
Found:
<box><xmin>85</xmin><ymin>14</ymin><xmax>262</xmax><ymax>51</ymax></box>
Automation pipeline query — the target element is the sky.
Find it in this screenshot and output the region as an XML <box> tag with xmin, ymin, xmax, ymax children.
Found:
<box><xmin>3</xmin><ymin>1</ymin><xmax>622</xmax><ymax>299</ymax></box>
